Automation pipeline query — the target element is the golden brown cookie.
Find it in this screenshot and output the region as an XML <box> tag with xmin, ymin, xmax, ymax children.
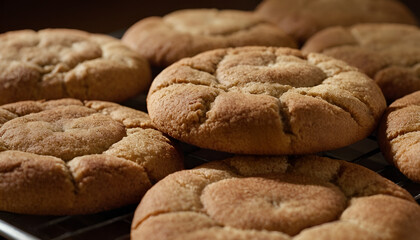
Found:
<box><xmin>378</xmin><ymin>91</ymin><xmax>420</xmax><ymax>182</ymax></box>
<box><xmin>0</xmin><ymin>99</ymin><xmax>183</xmax><ymax>215</ymax></box>
<box><xmin>122</xmin><ymin>9</ymin><xmax>297</xmax><ymax>67</ymax></box>
<box><xmin>302</xmin><ymin>24</ymin><xmax>420</xmax><ymax>102</ymax></box>
<box><xmin>147</xmin><ymin>46</ymin><xmax>386</xmax><ymax>155</ymax></box>
<box><xmin>255</xmin><ymin>0</ymin><xmax>417</xmax><ymax>44</ymax></box>
<box><xmin>131</xmin><ymin>155</ymin><xmax>420</xmax><ymax>240</ymax></box>
<box><xmin>0</xmin><ymin>29</ymin><xmax>151</xmax><ymax>105</ymax></box>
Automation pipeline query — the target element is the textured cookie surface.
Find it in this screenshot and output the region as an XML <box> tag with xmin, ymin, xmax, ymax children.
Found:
<box><xmin>147</xmin><ymin>46</ymin><xmax>386</xmax><ymax>155</ymax></box>
<box><xmin>131</xmin><ymin>155</ymin><xmax>420</xmax><ymax>240</ymax></box>
<box><xmin>0</xmin><ymin>99</ymin><xmax>183</xmax><ymax>215</ymax></box>
<box><xmin>122</xmin><ymin>9</ymin><xmax>297</xmax><ymax>67</ymax></box>
<box><xmin>255</xmin><ymin>0</ymin><xmax>417</xmax><ymax>44</ymax></box>
<box><xmin>303</xmin><ymin>24</ymin><xmax>420</xmax><ymax>102</ymax></box>
<box><xmin>0</xmin><ymin>29</ymin><xmax>151</xmax><ymax>105</ymax></box>
<box><xmin>378</xmin><ymin>91</ymin><xmax>420</xmax><ymax>182</ymax></box>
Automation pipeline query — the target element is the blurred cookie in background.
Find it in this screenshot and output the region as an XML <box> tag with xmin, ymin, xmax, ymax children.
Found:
<box><xmin>255</xmin><ymin>0</ymin><xmax>418</xmax><ymax>44</ymax></box>
<box><xmin>303</xmin><ymin>23</ymin><xmax>420</xmax><ymax>102</ymax></box>
<box><xmin>0</xmin><ymin>29</ymin><xmax>151</xmax><ymax>105</ymax></box>
<box><xmin>122</xmin><ymin>9</ymin><xmax>297</xmax><ymax>67</ymax></box>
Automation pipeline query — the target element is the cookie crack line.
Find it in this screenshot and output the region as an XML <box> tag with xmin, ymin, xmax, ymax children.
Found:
<box><xmin>138</xmin><ymin>164</ymin><xmax>155</xmax><ymax>184</ymax></box>
<box><xmin>321</xmin><ymin>80</ymin><xmax>377</xmax><ymax>120</ymax></box>
<box><xmin>150</xmin><ymin>78</ymin><xmax>219</xmax><ymax>96</ymax></box>
<box><xmin>82</xmin><ymin>102</ymin><xmax>155</xmax><ymax>130</ymax></box>
<box><xmin>388</xmin><ymin>131</ymin><xmax>420</xmax><ymax>150</ymax></box>
<box><xmin>278</xmin><ymin>100</ymin><xmax>295</xmax><ymax>136</ymax></box>
<box><xmin>387</xmin><ymin>129</ymin><xmax>420</xmax><ymax>142</ymax></box>
<box><xmin>213</xmin><ymin>52</ymin><xmax>228</xmax><ymax>82</ymax></box>
<box><xmin>64</xmin><ymin>161</ymin><xmax>79</xmax><ymax>195</ymax></box>
<box><xmin>198</xmin><ymin>94</ymin><xmax>219</xmax><ymax>125</ymax></box>
<box><xmin>286</xmin><ymin>158</ymin><xmax>352</xmax><ymax>206</ymax></box>
<box><xmin>327</xmin><ymin>162</ymin><xmax>361</xmax><ymax>201</ymax></box>
<box><xmin>0</xmin><ymin>159</ymin><xmax>22</xmax><ymax>173</ymax></box>
<box><xmin>386</xmin><ymin>102</ymin><xmax>420</xmax><ymax>113</ymax></box>
<box><xmin>298</xmin><ymin>91</ymin><xmax>362</xmax><ymax>127</ymax></box>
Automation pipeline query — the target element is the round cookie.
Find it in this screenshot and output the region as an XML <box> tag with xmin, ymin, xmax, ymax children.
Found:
<box><xmin>147</xmin><ymin>46</ymin><xmax>386</xmax><ymax>155</ymax></box>
<box><xmin>302</xmin><ymin>24</ymin><xmax>420</xmax><ymax>102</ymax></box>
<box><xmin>0</xmin><ymin>99</ymin><xmax>183</xmax><ymax>215</ymax></box>
<box><xmin>0</xmin><ymin>29</ymin><xmax>151</xmax><ymax>105</ymax></box>
<box><xmin>131</xmin><ymin>155</ymin><xmax>420</xmax><ymax>240</ymax></box>
<box><xmin>378</xmin><ymin>91</ymin><xmax>420</xmax><ymax>182</ymax></box>
<box><xmin>255</xmin><ymin>0</ymin><xmax>417</xmax><ymax>44</ymax></box>
<box><xmin>122</xmin><ymin>9</ymin><xmax>297</xmax><ymax>67</ymax></box>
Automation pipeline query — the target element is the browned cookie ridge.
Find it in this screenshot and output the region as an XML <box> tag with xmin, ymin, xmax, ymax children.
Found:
<box><xmin>122</xmin><ymin>9</ymin><xmax>297</xmax><ymax>67</ymax></box>
<box><xmin>303</xmin><ymin>24</ymin><xmax>420</xmax><ymax>102</ymax></box>
<box><xmin>131</xmin><ymin>155</ymin><xmax>420</xmax><ymax>240</ymax></box>
<box><xmin>255</xmin><ymin>0</ymin><xmax>417</xmax><ymax>44</ymax></box>
<box><xmin>0</xmin><ymin>29</ymin><xmax>151</xmax><ymax>105</ymax></box>
<box><xmin>0</xmin><ymin>99</ymin><xmax>183</xmax><ymax>215</ymax></box>
<box><xmin>147</xmin><ymin>46</ymin><xmax>386</xmax><ymax>155</ymax></box>
<box><xmin>378</xmin><ymin>91</ymin><xmax>420</xmax><ymax>182</ymax></box>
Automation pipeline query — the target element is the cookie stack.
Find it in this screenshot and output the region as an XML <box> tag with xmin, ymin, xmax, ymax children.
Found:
<box><xmin>0</xmin><ymin>0</ymin><xmax>420</xmax><ymax>239</ymax></box>
<box><xmin>135</xmin><ymin>45</ymin><xmax>420</xmax><ymax>239</ymax></box>
<box><xmin>126</xmin><ymin>2</ymin><xmax>419</xmax><ymax>240</ymax></box>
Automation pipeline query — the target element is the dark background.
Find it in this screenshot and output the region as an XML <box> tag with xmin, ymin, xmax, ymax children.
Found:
<box><xmin>0</xmin><ymin>0</ymin><xmax>260</xmax><ymax>34</ymax></box>
<box><xmin>0</xmin><ymin>0</ymin><xmax>418</xmax><ymax>34</ymax></box>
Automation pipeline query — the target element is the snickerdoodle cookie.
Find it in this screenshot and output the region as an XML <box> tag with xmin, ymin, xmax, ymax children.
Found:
<box><xmin>0</xmin><ymin>29</ymin><xmax>151</xmax><ymax>105</ymax></box>
<box><xmin>0</xmin><ymin>99</ymin><xmax>183</xmax><ymax>215</ymax></box>
<box><xmin>131</xmin><ymin>155</ymin><xmax>420</xmax><ymax>240</ymax></box>
<box><xmin>122</xmin><ymin>9</ymin><xmax>297</xmax><ymax>67</ymax></box>
<box><xmin>147</xmin><ymin>47</ymin><xmax>386</xmax><ymax>155</ymax></box>
<box><xmin>303</xmin><ymin>24</ymin><xmax>420</xmax><ymax>102</ymax></box>
<box><xmin>255</xmin><ymin>0</ymin><xmax>417</xmax><ymax>44</ymax></box>
<box><xmin>378</xmin><ymin>91</ymin><xmax>420</xmax><ymax>182</ymax></box>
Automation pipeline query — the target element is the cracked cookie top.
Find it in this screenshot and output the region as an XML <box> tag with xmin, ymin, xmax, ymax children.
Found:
<box><xmin>255</xmin><ymin>0</ymin><xmax>417</xmax><ymax>44</ymax></box>
<box><xmin>131</xmin><ymin>155</ymin><xmax>420</xmax><ymax>240</ymax></box>
<box><xmin>0</xmin><ymin>29</ymin><xmax>151</xmax><ymax>105</ymax></box>
<box><xmin>0</xmin><ymin>99</ymin><xmax>183</xmax><ymax>215</ymax></box>
<box><xmin>147</xmin><ymin>47</ymin><xmax>386</xmax><ymax>155</ymax></box>
<box><xmin>378</xmin><ymin>91</ymin><xmax>420</xmax><ymax>182</ymax></box>
<box><xmin>122</xmin><ymin>9</ymin><xmax>297</xmax><ymax>67</ymax></box>
<box><xmin>303</xmin><ymin>24</ymin><xmax>420</xmax><ymax>102</ymax></box>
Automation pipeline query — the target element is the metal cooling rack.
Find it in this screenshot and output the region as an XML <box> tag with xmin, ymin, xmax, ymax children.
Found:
<box><xmin>0</xmin><ymin>125</ymin><xmax>419</xmax><ymax>240</ymax></box>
